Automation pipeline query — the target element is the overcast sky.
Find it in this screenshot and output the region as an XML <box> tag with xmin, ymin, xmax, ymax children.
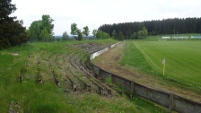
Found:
<box><xmin>11</xmin><ymin>0</ymin><xmax>201</xmax><ymax>35</ymax></box>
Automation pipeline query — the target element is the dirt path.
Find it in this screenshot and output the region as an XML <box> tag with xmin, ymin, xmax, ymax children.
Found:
<box><xmin>93</xmin><ymin>41</ymin><xmax>201</xmax><ymax>103</ymax></box>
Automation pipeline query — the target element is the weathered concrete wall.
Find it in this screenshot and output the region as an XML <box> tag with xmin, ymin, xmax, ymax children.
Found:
<box><xmin>173</xmin><ymin>95</ymin><xmax>201</xmax><ymax>113</ymax></box>
<box><xmin>134</xmin><ymin>83</ymin><xmax>170</xmax><ymax>108</ymax></box>
<box><xmin>111</xmin><ymin>73</ymin><xmax>132</xmax><ymax>94</ymax></box>
<box><xmin>92</xmin><ymin>65</ymin><xmax>100</xmax><ymax>75</ymax></box>
<box><xmin>90</xmin><ymin>48</ymin><xmax>108</xmax><ymax>60</ymax></box>
<box><xmin>90</xmin><ymin>41</ymin><xmax>121</xmax><ymax>61</ymax></box>
<box><xmin>110</xmin><ymin>41</ymin><xmax>121</xmax><ymax>48</ymax></box>
<box><xmin>99</xmin><ymin>69</ymin><xmax>111</xmax><ymax>80</ymax></box>
<box><xmin>90</xmin><ymin>42</ymin><xmax>201</xmax><ymax>113</ymax></box>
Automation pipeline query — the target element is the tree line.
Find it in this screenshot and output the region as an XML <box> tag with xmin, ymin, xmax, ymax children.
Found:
<box><xmin>68</xmin><ymin>23</ymin><xmax>90</xmax><ymax>41</ymax></box>
<box><xmin>4</xmin><ymin>0</ymin><xmax>200</xmax><ymax>49</ymax></box>
<box><xmin>61</xmin><ymin>23</ymin><xmax>111</xmax><ymax>41</ymax></box>
<box><xmin>98</xmin><ymin>17</ymin><xmax>201</xmax><ymax>39</ymax></box>
<box><xmin>0</xmin><ymin>0</ymin><xmax>112</xmax><ymax>49</ymax></box>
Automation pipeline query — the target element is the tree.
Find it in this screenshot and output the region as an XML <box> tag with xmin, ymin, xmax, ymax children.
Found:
<box><xmin>71</xmin><ymin>23</ymin><xmax>78</xmax><ymax>35</ymax></box>
<box><xmin>96</xmin><ymin>30</ymin><xmax>110</xmax><ymax>39</ymax></box>
<box><xmin>130</xmin><ymin>32</ymin><xmax>138</xmax><ymax>39</ymax></box>
<box><xmin>41</xmin><ymin>15</ymin><xmax>54</xmax><ymax>36</ymax></box>
<box><xmin>0</xmin><ymin>0</ymin><xmax>28</xmax><ymax>49</ymax></box>
<box><xmin>28</xmin><ymin>20</ymin><xmax>42</xmax><ymax>41</ymax></box>
<box><xmin>40</xmin><ymin>28</ymin><xmax>50</xmax><ymax>42</ymax></box>
<box><xmin>28</xmin><ymin>15</ymin><xmax>54</xmax><ymax>42</ymax></box>
<box><xmin>118</xmin><ymin>31</ymin><xmax>124</xmax><ymax>40</ymax></box>
<box><xmin>6</xmin><ymin>20</ymin><xmax>28</xmax><ymax>46</ymax></box>
<box><xmin>77</xmin><ymin>29</ymin><xmax>83</xmax><ymax>41</ymax></box>
<box><xmin>112</xmin><ymin>30</ymin><xmax>117</xmax><ymax>39</ymax></box>
<box><xmin>92</xmin><ymin>29</ymin><xmax>97</xmax><ymax>38</ymax></box>
<box><xmin>82</xmin><ymin>26</ymin><xmax>90</xmax><ymax>37</ymax></box>
<box><xmin>98</xmin><ymin>17</ymin><xmax>201</xmax><ymax>38</ymax></box>
<box><xmin>137</xmin><ymin>27</ymin><xmax>148</xmax><ymax>39</ymax></box>
<box><xmin>142</xmin><ymin>27</ymin><xmax>148</xmax><ymax>37</ymax></box>
<box><xmin>0</xmin><ymin>0</ymin><xmax>16</xmax><ymax>23</ymax></box>
<box><xmin>62</xmin><ymin>31</ymin><xmax>69</xmax><ymax>41</ymax></box>
<box><xmin>96</xmin><ymin>30</ymin><xmax>102</xmax><ymax>39</ymax></box>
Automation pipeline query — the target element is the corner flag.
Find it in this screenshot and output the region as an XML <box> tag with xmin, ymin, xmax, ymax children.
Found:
<box><xmin>162</xmin><ymin>58</ymin><xmax>166</xmax><ymax>75</ymax></box>
<box><xmin>162</xmin><ymin>58</ymin><xmax>166</xmax><ymax>65</ymax></box>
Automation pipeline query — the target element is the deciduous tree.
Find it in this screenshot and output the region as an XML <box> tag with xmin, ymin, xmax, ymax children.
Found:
<box><xmin>28</xmin><ymin>15</ymin><xmax>54</xmax><ymax>42</ymax></box>
<box><xmin>77</xmin><ymin>29</ymin><xmax>83</xmax><ymax>41</ymax></box>
<box><xmin>112</xmin><ymin>30</ymin><xmax>117</xmax><ymax>39</ymax></box>
<box><xmin>82</xmin><ymin>26</ymin><xmax>90</xmax><ymax>37</ymax></box>
<box><xmin>96</xmin><ymin>30</ymin><xmax>110</xmax><ymax>39</ymax></box>
<box><xmin>130</xmin><ymin>32</ymin><xmax>137</xmax><ymax>39</ymax></box>
<box><xmin>118</xmin><ymin>31</ymin><xmax>124</xmax><ymax>40</ymax></box>
<box><xmin>137</xmin><ymin>27</ymin><xmax>148</xmax><ymax>39</ymax></box>
<box><xmin>40</xmin><ymin>28</ymin><xmax>50</xmax><ymax>42</ymax></box>
<box><xmin>41</xmin><ymin>15</ymin><xmax>54</xmax><ymax>36</ymax></box>
<box><xmin>71</xmin><ymin>23</ymin><xmax>78</xmax><ymax>35</ymax></box>
<box><xmin>28</xmin><ymin>20</ymin><xmax>42</xmax><ymax>41</ymax></box>
<box><xmin>92</xmin><ymin>29</ymin><xmax>97</xmax><ymax>38</ymax></box>
<box><xmin>62</xmin><ymin>31</ymin><xmax>69</xmax><ymax>41</ymax></box>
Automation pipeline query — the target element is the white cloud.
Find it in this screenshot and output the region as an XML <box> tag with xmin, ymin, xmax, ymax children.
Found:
<box><xmin>11</xmin><ymin>0</ymin><xmax>201</xmax><ymax>35</ymax></box>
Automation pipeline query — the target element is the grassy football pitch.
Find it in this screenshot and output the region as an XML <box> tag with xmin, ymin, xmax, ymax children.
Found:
<box><xmin>121</xmin><ymin>40</ymin><xmax>201</xmax><ymax>91</ymax></box>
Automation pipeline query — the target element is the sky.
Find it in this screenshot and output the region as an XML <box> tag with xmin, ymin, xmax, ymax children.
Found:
<box><xmin>11</xmin><ymin>0</ymin><xmax>201</xmax><ymax>36</ymax></box>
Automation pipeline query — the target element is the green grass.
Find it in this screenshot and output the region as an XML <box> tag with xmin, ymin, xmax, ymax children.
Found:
<box><xmin>0</xmin><ymin>39</ymin><xmax>168</xmax><ymax>113</ymax></box>
<box><xmin>120</xmin><ymin>40</ymin><xmax>201</xmax><ymax>92</ymax></box>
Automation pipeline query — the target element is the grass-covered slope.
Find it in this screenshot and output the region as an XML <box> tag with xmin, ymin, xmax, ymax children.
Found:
<box><xmin>0</xmin><ymin>39</ymin><xmax>167</xmax><ymax>113</ymax></box>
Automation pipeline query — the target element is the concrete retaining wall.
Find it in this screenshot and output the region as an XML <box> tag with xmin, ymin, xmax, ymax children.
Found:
<box><xmin>90</xmin><ymin>48</ymin><xmax>108</xmax><ymax>60</ymax></box>
<box><xmin>90</xmin><ymin>42</ymin><xmax>201</xmax><ymax>113</ymax></box>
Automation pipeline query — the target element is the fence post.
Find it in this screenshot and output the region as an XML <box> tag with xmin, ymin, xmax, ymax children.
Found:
<box><xmin>169</xmin><ymin>94</ymin><xmax>174</xmax><ymax>113</ymax></box>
